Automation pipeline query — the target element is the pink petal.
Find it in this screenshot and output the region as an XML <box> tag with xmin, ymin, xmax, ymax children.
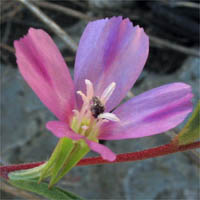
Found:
<box><xmin>46</xmin><ymin>121</ymin><xmax>83</xmax><ymax>140</ymax></box>
<box><xmin>99</xmin><ymin>83</ymin><xmax>193</xmax><ymax>140</ymax></box>
<box><xmin>14</xmin><ymin>28</ymin><xmax>75</xmax><ymax>123</ymax></box>
<box><xmin>86</xmin><ymin>140</ymin><xmax>116</xmax><ymax>161</ymax></box>
<box><xmin>46</xmin><ymin>121</ymin><xmax>116</xmax><ymax>161</ymax></box>
<box><xmin>74</xmin><ymin>17</ymin><xmax>149</xmax><ymax>111</ymax></box>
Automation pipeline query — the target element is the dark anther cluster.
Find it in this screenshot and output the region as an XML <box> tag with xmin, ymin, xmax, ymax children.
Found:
<box><xmin>90</xmin><ymin>96</ymin><xmax>105</xmax><ymax>118</ymax></box>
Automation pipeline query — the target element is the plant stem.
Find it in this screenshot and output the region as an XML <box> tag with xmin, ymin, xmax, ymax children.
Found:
<box><xmin>77</xmin><ymin>141</ymin><xmax>200</xmax><ymax>166</ymax></box>
<box><xmin>1</xmin><ymin>141</ymin><xmax>199</xmax><ymax>179</ymax></box>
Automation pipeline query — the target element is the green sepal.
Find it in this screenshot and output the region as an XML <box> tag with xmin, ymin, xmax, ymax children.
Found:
<box><xmin>9</xmin><ymin>179</ymin><xmax>84</xmax><ymax>200</ymax></box>
<box><xmin>39</xmin><ymin>137</ymin><xmax>74</xmax><ymax>183</ymax></box>
<box><xmin>48</xmin><ymin>138</ymin><xmax>75</xmax><ymax>187</ymax></box>
<box><xmin>176</xmin><ymin>101</ymin><xmax>200</xmax><ymax>145</ymax></box>
<box><xmin>49</xmin><ymin>139</ymin><xmax>90</xmax><ymax>188</ymax></box>
<box><xmin>8</xmin><ymin>162</ymin><xmax>47</xmax><ymax>181</ymax></box>
<box><xmin>8</xmin><ymin>137</ymin><xmax>90</xmax><ymax>188</ymax></box>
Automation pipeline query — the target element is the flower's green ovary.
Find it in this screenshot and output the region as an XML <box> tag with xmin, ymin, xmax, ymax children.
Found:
<box><xmin>71</xmin><ymin>116</ymin><xmax>99</xmax><ymax>142</ymax></box>
<box><xmin>38</xmin><ymin>138</ymin><xmax>66</xmax><ymax>183</ymax></box>
<box><xmin>48</xmin><ymin>138</ymin><xmax>75</xmax><ymax>187</ymax></box>
<box><xmin>52</xmin><ymin>139</ymin><xmax>90</xmax><ymax>187</ymax></box>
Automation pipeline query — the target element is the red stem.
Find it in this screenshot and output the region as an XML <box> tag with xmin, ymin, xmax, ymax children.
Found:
<box><xmin>1</xmin><ymin>141</ymin><xmax>199</xmax><ymax>179</ymax></box>
<box><xmin>77</xmin><ymin>141</ymin><xmax>200</xmax><ymax>166</ymax></box>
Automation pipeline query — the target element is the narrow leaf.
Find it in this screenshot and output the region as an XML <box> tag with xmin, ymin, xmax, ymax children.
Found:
<box><xmin>9</xmin><ymin>163</ymin><xmax>46</xmax><ymax>180</ymax></box>
<box><xmin>9</xmin><ymin>179</ymin><xmax>84</xmax><ymax>200</ymax></box>
<box><xmin>176</xmin><ymin>101</ymin><xmax>200</xmax><ymax>145</ymax></box>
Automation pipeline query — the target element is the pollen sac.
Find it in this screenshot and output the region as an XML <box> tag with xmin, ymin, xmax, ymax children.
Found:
<box><xmin>90</xmin><ymin>96</ymin><xmax>105</xmax><ymax>118</ymax></box>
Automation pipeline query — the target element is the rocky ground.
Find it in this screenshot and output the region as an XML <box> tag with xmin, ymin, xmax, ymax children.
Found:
<box><xmin>1</xmin><ymin>0</ymin><xmax>200</xmax><ymax>199</ymax></box>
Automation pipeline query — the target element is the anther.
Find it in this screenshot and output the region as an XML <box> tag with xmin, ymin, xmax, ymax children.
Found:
<box><xmin>100</xmin><ymin>82</ymin><xmax>116</xmax><ymax>104</ymax></box>
<box><xmin>98</xmin><ymin>112</ymin><xmax>120</xmax><ymax>122</ymax></box>
<box><xmin>90</xmin><ymin>96</ymin><xmax>105</xmax><ymax>118</ymax></box>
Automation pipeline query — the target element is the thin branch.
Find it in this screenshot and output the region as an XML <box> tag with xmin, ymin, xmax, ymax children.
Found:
<box><xmin>0</xmin><ymin>4</ymin><xmax>23</xmax><ymax>24</ymax></box>
<box><xmin>150</xmin><ymin>35</ymin><xmax>200</xmax><ymax>57</ymax></box>
<box><xmin>2</xmin><ymin>21</ymin><xmax>12</xmax><ymax>43</ymax></box>
<box><xmin>33</xmin><ymin>1</ymin><xmax>92</xmax><ymax>21</ymax></box>
<box><xmin>0</xmin><ymin>43</ymin><xmax>15</xmax><ymax>54</ymax></box>
<box><xmin>1</xmin><ymin>141</ymin><xmax>199</xmax><ymax>179</ymax></box>
<box><xmin>1</xmin><ymin>1</ymin><xmax>16</xmax><ymax>13</ymax></box>
<box><xmin>12</xmin><ymin>18</ymin><xmax>45</xmax><ymax>28</ymax></box>
<box><xmin>0</xmin><ymin>43</ymin><xmax>74</xmax><ymax>63</ymax></box>
<box><xmin>17</xmin><ymin>0</ymin><xmax>78</xmax><ymax>52</ymax></box>
<box><xmin>173</xmin><ymin>2</ymin><xmax>200</xmax><ymax>9</ymax></box>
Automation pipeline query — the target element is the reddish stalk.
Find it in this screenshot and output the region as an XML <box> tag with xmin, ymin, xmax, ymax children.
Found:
<box><xmin>1</xmin><ymin>141</ymin><xmax>199</xmax><ymax>179</ymax></box>
<box><xmin>77</xmin><ymin>141</ymin><xmax>200</xmax><ymax>166</ymax></box>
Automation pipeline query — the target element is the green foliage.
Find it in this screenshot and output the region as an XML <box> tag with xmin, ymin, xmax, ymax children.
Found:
<box><xmin>177</xmin><ymin>101</ymin><xmax>200</xmax><ymax>145</ymax></box>
<box><xmin>8</xmin><ymin>163</ymin><xmax>47</xmax><ymax>180</ymax></box>
<box><xmin>50</xmin><ymin>139</ymin><xmax>90</xmax><ymax>187</ymax></box>
<box><xmin>9</xmin><ymin>138</ymin><xmax>90</xmax><ymax>188</ymax></box>
<box><xmin>39</xmin><ymin>138</ymin><xmax>73</xmax><ymax>182</ymax></box>
<box><xmin>9</xmin><ymin>179</ymin><xmax>84</xmax><ymax>200</ymax></box>
<box><xmin>42</xmin><ymin>138</ymin><xmax>75</xmax><ymax>186</ymax></box>
<box><xmin>39</xmin><ymin>137</ymin><xmax>89</xmax><ymax>188</ymax></box>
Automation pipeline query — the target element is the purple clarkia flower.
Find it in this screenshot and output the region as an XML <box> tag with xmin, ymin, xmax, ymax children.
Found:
<box><xmin>14</xmin><ymin>17</ymin><xmax>193</xmax><ymax>162</ymax></box>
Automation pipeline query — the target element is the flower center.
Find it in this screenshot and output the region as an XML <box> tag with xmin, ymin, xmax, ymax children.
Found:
<box><xmin>90</xmin><ymin>96</ymin><xmax>105</xmax><ymax>118</ymax></box>
<box><xmin>70</xmin><ymin>79</ymin><xmax>120</xmax><ymax>141</ymax></box>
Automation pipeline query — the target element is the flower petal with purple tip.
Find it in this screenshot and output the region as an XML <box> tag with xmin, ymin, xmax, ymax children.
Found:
<box><xmin>99</xmin><ymin>83</ymin><xmax>193</xmax><ymax>140</ymax></box>
<box><xmin>74</xmin><ymin>17</ymin><xmax>149</xmax><ymax>111</ymax></box>
<box><xmin>14</xmin><ymin>28</ymin><xmax>75</xmax><ymax>123</ymax></box>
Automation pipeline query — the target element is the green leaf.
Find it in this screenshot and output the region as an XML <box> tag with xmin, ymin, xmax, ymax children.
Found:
<box><xmin>8</xmin><ymin>138</ymin><xmax>90</xmax><ymax>189</ymax></box>
<box><xmin>9</xmin><ymin>179</ymin><xmax>84</xmax><ymax>200</ymax></box>
<box><xmin>177</xmin><ymin>101</ymin><xmax>200</xmax><ymax>145</ymax></box>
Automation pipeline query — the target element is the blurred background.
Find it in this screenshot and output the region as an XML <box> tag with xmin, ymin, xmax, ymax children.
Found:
<box><xmin>1</xmin><ymin>0</ymin><xmax>200</xmax><ymax>199</ymax></box>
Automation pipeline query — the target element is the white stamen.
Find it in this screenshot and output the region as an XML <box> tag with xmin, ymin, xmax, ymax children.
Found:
<box><xmin>100</xmin><ymin>82</ymin><xmax>116</xmax><ymax>104</ymax></box>
<box><xmin>98</xmin><ymin>112</ymin><xmax>120</xmax><ymax>122</ymax></box>
<box><xmin>76</xmin><ymin>91</ymin><xmax>89</xmax><ymax>130</ymax></box>
<box><xmin>77</xmin><ymin>91</ymin><xmax>87</xmax><ymax>103</ymax></box>
<box><xmin>85</xmin><ymin>79</ymin><xmax>94</xmax><ymax>100</ymax></box>
<box><xmin>71</xmin><ymin>80</ymin><xmax>120</xmax><ymax>139</ymax></box>
<box><xmin>95</xmin><ymin>119</ymin><xmax>108</xmax><ymax>128</ymax></box>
